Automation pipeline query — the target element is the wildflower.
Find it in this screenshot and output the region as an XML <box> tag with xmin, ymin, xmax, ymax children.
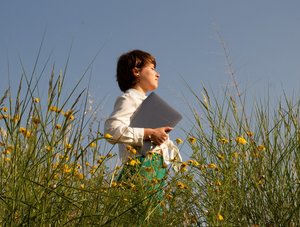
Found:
<box><xmin>188</xmin><ymin>136</ymin><xmax>196</xmax><ymax>144</ymax></box>
<box><xmin>232</xmin><ymin>151</ymin><xmax>239</xmax><ymax>159</ymax></box>
<box><xmin>176</xmin><ymin>181</ymin><xmax>188</xmax><ymax>189</ymax></box>
<box><xmin>3</xmin><ymin>149</ymin><xmax>11</xmax><ymax>155</ymax></box>
<box><xmin>3</xmin><ymin>157</ymin><xmax>10</xmax><ymax>162</ymax></box>
<box><xmin>89</xmin><ymin>142</ymin><xmax>96</xmax><ymax>148</ymax></box>
<box><xmin>75</xmin><ymin>173</ymin><xmax>84</xmax><ymax>180</ymax></box>
<box><xmin>219</xmin><ymin>138</ymin><xmax>229</xmax><ymax>144</ymax></box>
<box><xmin>175</xmin><ymin>138</ymin><xmax>183</xmax><ymax>144</ymax></box>
<box><xmin>63</xmin><ymin>164</ymin><xmax>72</xmax><ymax>173</ymax></box>
<box><xmin>246</xmin><ymin>131</ymin><xmax>254</xmax><ymax>137</ymax></box>
<box><xmin>32</xmin><ymin>116</ymin><xmax>41</xmax><ymax>125</ymax></box>
<box><xmin>52</xmin><ymin>163</ymin><xmax>59</xmax><ymax>169</ymax></box>
<box><xmin>128</xmin><ymin>158</ymin><xmax>141</xmax><ymax>167</ymax></box>
<box><xmin>104</xmin><ymin>133</ymin><xmax>113</xmax><ymax>139</ymax></box>
<box><xmin>85</xmin><ymin>161</ymin><xmax>90</xmax><ymax>166</ymax></box>
<box><xmin>0</xmin><ymin>114</ymin><xmax>9</xmax><ymax>120</ymax></box>
<box><xmin>257</xmin><ymin>145</ymin><xmax>266</xmax><ymax>151</ymax></box>
<box><xmin>49</xmin><ymin>106</ymin><xmax>60</xmax><ymax>113</ymax></box>
<box><xmin>80</xmin><ymin>184</ymin><xmax>85</xmax><ymax>189</ymax></box>
<box><xmin>188</xmin><ymin>159</ymin><xmax>200</xmax><ymax>166</ymax></box>
<box><xmin>217</xmin><ymin>153</ymin><xmax>225</xmax><ymax>161</ymax></box>
<box><xmin>65</xmin><ymin>143</ymin><xmax>72</xmax><ymax>149</ymax></box>
<box><xmin>19</xmin><ymin>127</ymin><xmax>27</xmax><ymax>134</ymax></box>
<box><xmin>165</xmin><ymin>194</ymin><xmax>173</xmax><ymax>200</ymax></box>
<box><xmin>33</xmin><ymin>97</ymin><xmax>40</xmax><ymax>103</ymax></box>
<box><xmin>207</xmin><ymin>163</ymin><xmax>217</xmax><ymax>169</ymax></box>
<box><xmin>217</xmin><ymin>213</ymin><xmax>224</xmax><ymax>221</ymax></box>
<box><xmin>126</xmin><ymin>145</ymin><xmax>137</xmax><ymax>155</ymax></box>
<box><xmin>0</xmin><ymin>107</ymin><xmax>8</xmax><ymax>112</ymax></box>
<box><xmin>215</xmin><ymin>180</ymin><xmax>222</xmax><ymax>186</ymax></box>
<box><xmin>180</xmin><ymin>167</ymin><xmax>188</xmax><ymax>173</ymax></box>
<box><xmin>235</xmin><ymin>136</ymin><xmax>247</xmax><ymax>145</ymax></box>
<box><xmin>107</xmin><ymin>153</ymin><xmax>113</xmax><ymax>158</ymax></box>
<box><xmin>55</xmin><ymin>124</ymin><xmax>62</xmax><ymax>129</ymax></box>
<box><xmin>19</xmin><ymin>127</ymin><xmax>31</xmax><ymax>138</ymax></box>
<box><xmin>12</xmin><ymin>114</ymin><xmax>20</xmax><ymax>123</ymax></box>
<box><xmin>111</xmin><ymin>181</ymin><xmax>118</xmax><ymax>187</ymax></box>
<box><xmin>67</xmin><ymin>114</ymin><xmax>75</xmax><ymax>121</ymax></box>
<box><xmin>45</xmin><ymin>146</ymin><xmax>54</xmax><ymax>152</ymax></box>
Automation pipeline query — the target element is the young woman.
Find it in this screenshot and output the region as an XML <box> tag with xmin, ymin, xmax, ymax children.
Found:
<box><xmin>104</xmin><ymin>49</ymin><xmax>182</xmax><ymax>186</ymax></box>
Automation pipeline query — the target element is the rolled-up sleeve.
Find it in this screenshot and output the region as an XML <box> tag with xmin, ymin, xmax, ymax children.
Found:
<box><xmin>104</xmin><ymin>95</ymin><xmax>144</xmax><ymax>146</ymax></box>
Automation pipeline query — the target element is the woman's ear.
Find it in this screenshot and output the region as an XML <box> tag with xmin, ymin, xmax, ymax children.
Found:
<box><xmin>132</xmin><ymin>67</ymin><xmax>139</xmax><ymax>78</ymax></box>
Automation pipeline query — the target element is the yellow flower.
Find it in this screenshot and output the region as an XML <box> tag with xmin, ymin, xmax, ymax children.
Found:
<box><xmin>80</xmin><ymin>184</ymin><xmax>85</xmax><ymax>189</ymax></box>
<box><xmin>219</xmin><ymin>138</ymin><xmax>229</xmax><ymax>144</ymax></box>
<box><xmin>0</xmin><ymin>114</ymin><xmax>9</xmax><ymax>120</ymax></box>
<box><xmin>63</xmin><ymin>164</ymin><xmax>72</xmax><ymax>173</ymax></box>
<box><xmin>126</xmin><ymin>145</ymin><xmax>137</xmax><ymax>155</ymax></box>
<box><xmin>188</xmin><ymin>136</ymin><xmax>196</xmax><ymax>144</ymax></box>
<box><xmin>55</xmin><ymin>124</ymin><xmax>62</xmax><ymax>129</ymax></box>
<box><xmin>104</xmin><ymin>133</ymin><xmax>113</xmax><ymax>139</ymax></box>
<box><xmin>3</xmin><ymin>157</ymin><xmax>10</xmax><ymax>162</ymax></box>
<box><xmin>12</xmin><ymin>114</ymin><xmax>20</xmax><ymax>123</ymax></box>
<box><xmin>180</xmin><ymin>167</ymin><xmax>188</xmax><ymax>173</ymax></box>
<box><xmin>89</xmin><ymin>142</ymin><xmax>96</xmax><ymax>148</ymax></box>
<box><xmin>176</xmin><ymin>181</ymin><xmax>188</xmax><ymax>189</ymax></box>
<box><xmin>257</xmin><ymin>145</ymin><xmax>266</xmax><ymax>151</ymax></box>
<box><xmin>175</xmin><ymin>138</ymin><xmax>183</xmax><ymax>144</ymax></box>
<box><xmin>217</xmin><ymin>153</ymin><xmax>225</xmax><ymax>161</ymax></box>
<box><xmin>67</xmin><ymin>114</ymin><xmax>75</xmax><ymax>121</ymax></box>
<box><xmin>75</xmin><ymin>173</ymin><xmax>84</xmax><ymax>180</ymax></box>
<box><xmin>246</xmin><ymin>131</ymin><xmax>254</xmax><ymax>137</ymax></box>
<box><xmin>32</xmin><ymin>116</ymin><xmax>41</xmax><ymax>125</ymax></box>
<box><xmin>207</xmin><ymin>163</ymin><xmax>217</xmax><ymax>169</ymax></box>
<box><xmin>217</xmin><ymin>213</ymin><xmax>224</xmax><ymax>221</ymax></box>
<box><xmin>33</xmin><ymin>97</ymin><xmax>40</xmax><ymax>103</ymax></box>
<box><xmin>49</xmin><ymin>106</ymin><xmax>60</xmax><ymax>113</ymax></box>
<box><xmin>128</xmin><ymin>159</ymin><xmax>141</xmax><ymax>167</ymax></box>
<box><xmin>3</xmin><ymin>149</ymin><xmax>11</xmax><ymax>155</ymax></box>
<box><xmin>235</xmin><ymin>136</ymin><xmax>247</xmax><ymax>145</ymax></box>
<box><xmin>165</xmin><ymin>194</ymin><xmax>173</xmax><ymax>200</ymax></box>
<box><xmin>19</xmin><ymin>127</ymin><xmax>31</xmax><ymax>138</ymax></box>
<box><xmin>215</xmin><ymin>180</ymin><xmax>222</xmax><ymax>186</ymax></box>
<box><xmin>19</xmin><ymin>127</ymin><xmax>27</xmax><ymax>134</ymax></box>
<box><xmin>0</xmin><ymin>107</ymin><xmax>8</xmax><ymax>112</ymax></box>
<box><xmin>65</xmin><ymin>143</ymin><xmax>72</xmax><ymax>149</ymax></box>
<box><xmin>45</xmin><ymin>146</ymin><xmax>54</xmax><ymax>152</ymax></box>
<box><xmin>187</xmin><ymin>159</ymin><xmax>200</xmax><ymax>166</ymax></box>
<box><xmin>111</xmin><ymin>181</ymin><xmax>118</xmax><ymax>187</ymax></box>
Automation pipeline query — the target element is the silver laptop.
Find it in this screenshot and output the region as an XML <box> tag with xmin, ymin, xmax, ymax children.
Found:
<box><xmin>130</xmin><ymin>92</ymin><xmax>182</xmax><ymax>128</ymax></box>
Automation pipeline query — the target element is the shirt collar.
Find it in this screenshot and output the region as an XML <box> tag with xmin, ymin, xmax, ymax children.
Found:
<box><xmin>126</xmin><ymin>88</ymin><xmax>147</xmax><ymax>100</ymax></box>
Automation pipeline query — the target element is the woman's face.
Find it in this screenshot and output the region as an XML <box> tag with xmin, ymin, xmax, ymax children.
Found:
<box><xmin>135</xmin><ymin>63</ymin><xmax>160</xmax><ymax>94</ymax></box>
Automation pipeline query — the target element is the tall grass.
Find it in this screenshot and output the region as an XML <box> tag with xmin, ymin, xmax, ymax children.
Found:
<box><xmin>0</xmin><ymin>54</ymin><xmax>299</xmax><ymax>226</ymax></box>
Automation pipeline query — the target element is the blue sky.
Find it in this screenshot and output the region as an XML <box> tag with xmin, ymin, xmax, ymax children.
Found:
<box><xmin>1</xmin><ymin>1</ymin><xmax>300</xmax><ymax>156</ymax></box>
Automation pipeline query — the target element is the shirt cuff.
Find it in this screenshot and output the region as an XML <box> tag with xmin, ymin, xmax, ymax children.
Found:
<box><xmin>133</xmin><ymin>127</ymin><xmax>144</xmax><ymax>146</ymax></box>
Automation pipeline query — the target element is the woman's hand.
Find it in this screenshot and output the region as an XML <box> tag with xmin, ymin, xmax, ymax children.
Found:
<box><xmin>144</xmin><ymin>127</ymin><xmax>173</xmax><ymax>145</ymax></box>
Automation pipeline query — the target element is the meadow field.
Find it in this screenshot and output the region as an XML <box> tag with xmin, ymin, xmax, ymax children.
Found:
<box><xmin>0</xmin><ymin>59</ymin><xmax>299</xmax><ymax>226</ymax></box>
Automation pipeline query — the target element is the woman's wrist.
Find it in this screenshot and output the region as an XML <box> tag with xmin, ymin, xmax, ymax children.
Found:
<box><xmin>144</xmin><ymin>128</ymin><xmax>153</xmax><ymax>141</ymax></box>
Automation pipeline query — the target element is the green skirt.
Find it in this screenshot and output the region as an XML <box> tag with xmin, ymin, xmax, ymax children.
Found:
<box><xmin>117</xmin><ymin>153</ymin><xmax>167</xmax><ymax>197</ymax></box>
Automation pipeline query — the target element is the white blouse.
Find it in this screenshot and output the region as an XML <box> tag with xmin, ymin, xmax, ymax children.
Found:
<box><xmin>104</xmin><ymin>88</ymin><xmax>182</xmax><ymax>170</ymax></box>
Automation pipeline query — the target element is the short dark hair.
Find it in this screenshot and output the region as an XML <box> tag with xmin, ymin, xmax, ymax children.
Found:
<box><xmin>116</xmin><ymin>49</ymin><xmax>156</xmax><ymax>92</ymax></box>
